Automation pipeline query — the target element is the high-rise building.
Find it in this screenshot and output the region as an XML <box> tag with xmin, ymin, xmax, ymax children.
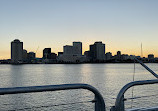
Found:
<box><xmin>73</xmin><ymin>42</ymin><xmax>82</xmax><ymax>55</ymax></box>
<box><xmin>43</xmin><ymin>48</ymin><xmax>51</xmax><ymax>59</ymax></box>
<box><xmin>11</xmin><ymin>39</ymin><xmax>23</xmax><ymax>63</ymax></box>
<box><xmin>63</xmin><ymin>42</ymin><xmax>82</xmax><ymax>56</ymax></box>
<box><xmin>63</xmin><ymin>45</ymin><xmax>74</xmax><ymax>55</ymax></box>
<box><xmin>59</xmin><ymin>42</ymin><xmax>84</xmax><ymax>63</ymax></box>
<box><xmin>89</xmin><ymin>41</ymin><xmax>105</xmax><ymax>61</ymax></box>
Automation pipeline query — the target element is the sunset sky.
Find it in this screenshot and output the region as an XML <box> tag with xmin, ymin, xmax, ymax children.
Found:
<box><xmin>0</xmin><ymin>0</ymin><xmax>158</xmax><ymax>59</ymax></box>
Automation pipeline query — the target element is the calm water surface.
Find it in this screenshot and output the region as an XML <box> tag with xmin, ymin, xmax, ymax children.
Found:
<box><xmin>0</xmin><ymin>64</ymin><xmax>158</xmax><ymax>110</ymax></box>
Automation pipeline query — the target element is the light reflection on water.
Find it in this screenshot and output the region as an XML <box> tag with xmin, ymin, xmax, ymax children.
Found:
<box><xmin>0</xmin><ymin>63</ymin><xmax>158</xmax><ymax>110</ymax></box>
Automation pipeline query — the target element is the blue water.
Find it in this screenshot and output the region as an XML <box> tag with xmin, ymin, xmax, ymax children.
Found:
<box><xmin>0</xmin><ymin>63</ymin><xmax>158</xmax><ymax>110</ymax></box>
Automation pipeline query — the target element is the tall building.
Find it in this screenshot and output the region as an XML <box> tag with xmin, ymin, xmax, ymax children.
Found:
<box><xmin>73</xmin><ymin>42</ymin><xmax>82</xmax><ymax>55</ymax></box>
<box><xmin>59</xmin><ymin>42</ymin><xmax>84</xmax><ymax>63</ymax></box>
<box><xmin>11</xmin><ymin>39</ymin><xmax>23</xmax><ymax>63</ymax></box>
<box><xmin>63</xmin><ymin>45</ymin><xmax>74</xmax><ymax>55</ymax></box>
<box><xmin>89</xmin><ymin>41</ymin><xmax>105</xmax><ymax>61</ymax></box>
<box><xmin>63</xmin><ymin>42</ymin><xmax>82</xmax><ymax>56</ymax></box>
<box><xmin>43</xmin><ymin>48</ymin><xmax>51</xmax><ymax>59</ymax></box>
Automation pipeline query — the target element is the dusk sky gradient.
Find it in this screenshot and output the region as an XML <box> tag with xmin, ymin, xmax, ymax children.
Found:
<box><xmin>0</xmin><ymin>0</ymin><xmax>158</xmax><ymax>59</ymax></box>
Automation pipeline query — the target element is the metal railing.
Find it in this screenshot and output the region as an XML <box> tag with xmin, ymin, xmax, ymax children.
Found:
<box><xmin>0</xmin><ymin>83</ymin><xmax>105</xmax><ymax>111</ymax></box>
<box><xmin>110</xmin><ymin>79</ymin><xmax>158</xmax><ymax>111</ymax></box>
<box><xmin>110</xmin><ymin>57</ymin><xmax>158</xmax><ymax>111</ymax></box>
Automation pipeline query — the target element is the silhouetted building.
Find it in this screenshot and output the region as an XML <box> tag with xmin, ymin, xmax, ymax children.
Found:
<box><xmin>58</xmin><ymin>52</ymin><xmax>63</xmax><ymax>57</ymax></box>
<box><xmin>51</xmin><ymin>53</ymin><xmax>57</xmax><ymax>59</ymax></box>
<box><xmin>105</xmin><ymin>52</ymin><xmax>112</xmax><ymax>60</ymax></box>
<box><xmin>148</xmin><ymin>54</ymin><xmax>154</xmax><ymax>59</ymax></box>
<box><xmin>27</xmin><ymin>52</ymin><xmax>36</xmax><ymax>60</ymax></box>
<box><xmin>116</xmin><ymin>51</ymin><xmax>121</xmax><ymax>60</ymax></box>
<box><xmin>43</xmin><ymin>48</ymin><xmax>51</xmax><ymax>59</ymax></box>
<box><xmin>84</xmin><ymin>51</ymin><xmax>91</xmax><ymax>57</ymax></box>
<box><xmin>63</xmin><ymin>42</ymin><xmax>82</xmax><ymax>56</ymax></box>
<box><xmin>84</xmin><ymin>51</ymin><xmax>91</xmax><ymax>62</ymax></box>
<box><xmin>23</xmin><ymin>49</ymin><xmax>28</xmax><ymax>62</ymax></box>
<box><xmin>59</xmin><ymin>42</ymin><xmax>85</xmax><ymax>63</ymax></box>
<box><xmin>121</xmin><ymin>54</ymin><xmax>129</xmax><ymax>60</ymax></box>
<box><xmin>73</xmin><ymin>42</ymin><xmax>82</xmax><ymax>55</ymax></box>
<box><xmin>11</xmin><ymin>39</ymin><xmax>23</xmax><ymax>63</ymax></box>
<box><xmin>148</xmin><ymin>54</ymin><xmax>154</xmax><ymax>63</ymax></box>
<box><xmin>63</xmin><ymin>45</ymin><xmax>74</xmax><ymax>55</ymax></box>
<box><xmin>117</xmin><ymin>51</ymin><xmax>121</xmax><ymax>56</ymax></box>
<box><xmin>89</xmin><ymin>41</ymin><xmax>105</xmax><ymax>61</ymax></box>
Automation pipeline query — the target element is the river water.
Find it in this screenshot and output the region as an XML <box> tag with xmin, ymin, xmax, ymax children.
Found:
<box><xmin>0</xmin><ymin>63</ymin><xmax>158</xmax><ymax>110</ymax></box>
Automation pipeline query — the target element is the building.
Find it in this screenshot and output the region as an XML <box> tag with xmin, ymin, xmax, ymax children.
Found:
<box><xmin>117</xmin><ymin>51</ymin><xmax>121</xmax><ymax>56</ymax></box>
<box><xmin>121</xmin><ymin>54</ymin><xmax>129</xmax><ymax>60</ymax></box>
<box><xmin>105</xmin><ymin>52</ymin><xmax>112</xmax><ymax>60</ymax></box>
<box><xmin>58</xmin><ymin>52</ymin><xmax>63</xmax><ymax>57</ymax></box>
<box><xmin>63</xmin><ymin>45</ymin><xmax>74</xmax><ymax>55</ymax></box>
<box><xmin>63</xmin><ymin>42</ymin><xmax>82</xmax><ymax>56</ymax></box>
<box><xmin>73</xmin><ymin>42</ymin><xmax>82</xmax><ymax>55</ymax></box>
<box><xmin>23</xmin><ymin>49</ymin><xmax>27</xmax><ymax>59</ymax></box>
<box><xmin>27</xmin><ymin>52</ymin><xmax>36</xmax><ymax>60</ymax></box>
<box><xmin>59</xmin><ymin>42</ymin><xmax>84</xmax><ymax>63</ymax></box>
<box><xmin>148</xmin><ymin>54</ymin><xmax>155</xmax><ymax>62</ymax></box>
<box><xmin>43</xmin><ymin>48</ymin><xmax>51</xmax><ymax>59</ymax></box>
<box><xmin>50</xmin><ymin>53</ymin><xmax>57</xmax><ymax>59</ymax></box>
<box><xmin>148</xmin><ymin>54</ymin><xmax>154</xmax><ymax>59</ymax></box>
<box><xmin>89</xmin><ymin>41</ymin><xmax>105</xmax><ymax>61</ymax></box>
<box><xmin>11</xmin><ymin>39</ymin><xmax>23</xmax><ymax>63</ymax></box>
<box><xmin>84</xmin><ymin>51</ymin><xmax>90</xmax><ymax>57</ymax></box>
<box><xmin>116</xmin><ymin>51</ymin><xmax>121</xmax><ymax>60</ymax></box>
<box><xmin>23</xmin><ymin>49</ymin><xmax>28</xmax><ymax>63</ymax></box>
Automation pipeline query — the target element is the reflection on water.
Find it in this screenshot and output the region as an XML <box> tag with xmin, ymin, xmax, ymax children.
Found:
<box><xmin>0</xmin><ymin>63</ymin><xmax>158</xmax><ymax>110</ymax></box>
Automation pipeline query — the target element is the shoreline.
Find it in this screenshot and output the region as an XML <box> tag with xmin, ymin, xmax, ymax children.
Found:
<box><xmin>1</xmin><ymin>62</ymin><xmax>158</xmax><ymax>65</ymax></box>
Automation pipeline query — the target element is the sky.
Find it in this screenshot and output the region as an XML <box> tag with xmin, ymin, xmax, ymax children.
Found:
<box><xmin>0</xmin><ymin>0</ymin><xmax>158</xmax><ymax>59</ymax></box>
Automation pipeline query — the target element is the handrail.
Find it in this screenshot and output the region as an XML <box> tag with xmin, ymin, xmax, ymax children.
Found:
<box><xmin>134</xmin><ymin>57</ymin><xmax>158</xmax><ymax>79</ymax></box>
<box><xmin>112</xmin><ymin>79</ymin><xmax>158</xmax><ymax>111</ymax></box>
<box><xmin>0</xmin><ymin>83</ymin><xmax>105</xmax><ymax>111</ymax></box>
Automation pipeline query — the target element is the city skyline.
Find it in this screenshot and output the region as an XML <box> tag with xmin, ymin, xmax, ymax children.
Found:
<box><xmin>8</xmin><ymin>39</ymin><xmax>158</xmax><ymax>60</ymax></box>
<box><xmin>0</xmin><ymin>39</ymin><xmax>158</xmax><ymax>59</ymax></box>
<box><xmin>1</xmin><ymin>0</ymin><xmax>158</xmax><ymax>59</ymax></box>
<box><xmin>6</xmin><ymin>39</ymin><xmax>158</xmax><ymax>64</ymax></box>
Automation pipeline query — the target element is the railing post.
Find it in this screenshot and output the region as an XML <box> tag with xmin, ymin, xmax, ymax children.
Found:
<box><xmin>113</xmin><ymin>80</ymin><xmax>158</xmax><ymax>111</ymax></box>
<box><xmin>111</xmin><ymin>95</ymin><xmax>124</xmax><ymax>111</ymax></box>
<box><xmin>95</xmin><ymin>95</ymin><xmax>105</xmax><ymax>111</ymax></box>
<box><xmin>119</xmin><ymin>95</ymin><xmax>125</xmax><ymax>111</ymax></box>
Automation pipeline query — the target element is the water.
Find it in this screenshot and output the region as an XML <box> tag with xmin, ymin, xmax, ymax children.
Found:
<box><xmin>0</xmin><ymin>63</ymin><xmax>158</xmax><ymax>110</ymax></box>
